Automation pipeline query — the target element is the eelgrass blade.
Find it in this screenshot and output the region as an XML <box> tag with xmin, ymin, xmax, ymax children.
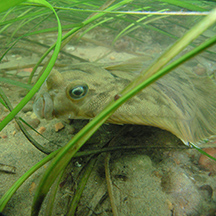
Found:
<box><xmin>0</xmin><ymin>0</ymin><xmax>62</xmax><ymax>131</ymax></box>
<box><xmin>0</xmin><ymin>87</ymin><xmax>52</xmax><ymax>154</ymax></box>
<box><xmin>31</xmin><ymin>9</ymin><xmax>216</xmax><ymax>216</ymax></box>
<box><xmin>105</xmin><ymin>152</ymin><xmax>118</xmax><ymax>216</ymax></box>
<box><xmin>0</xmin><ymin>8</ymin><xmax>33</xmax><ymax>35</ymax></box>
<box><xmin>0</xmin><ymin>9</ymin><xmax>53</xmax><ymax>62</ymax></box>
<box><xmin>44</xmin><ymin>169</ymin><xmax>65</xmax><ymax>216</ymax></box>
<box><xmin>155</xmin><ymin>0</ymin><xmax>206</xmax><ymax>12</ymax></box>
<box><xmin>18</xmin><ymin>117</ymin><xmax>50</xmax><ymax>140</ymax></box>
<box><xmin>0</xmin><ymin>7</ymin><xmax>50</xmax><ymax>26</ymax></box>
<box><xmin>190</xmin><ymin>143</ymin><xmax>216</xmax><ymax>162</ymax></box>
<box><xmin>121</xmin><ymin>8</ymin><xmax>216</xmax><ymax>95</ymax></box>
<box><xmin>27</xmin><ymin>0</ymin><xmax>132</xmax><ymax>83</ymax></box>
<box><xmin>111</xmin><ymin>9</ymin><xmax>168</xmax><ymax>47</ymax></box>
<box><xmin>67</xmin><ymin>156</ymin><xmax>97</xmax><ymax>215</ymax></box>
<box><xmin>0</xmin><ymin>0</ymin><xmax>27</xmax><ymax>13</ymax></box>
<box><xmin>0</xmin><ymin>77</ymin><xmax>32</xmax><ymax>90</ymax></box>
<box><xmin>0</xmin><ymin>97</ymin><xmax>7</xmax><ymax>108</ymax></box>
<box><xmin>0</xmin><ymin>139</ymin><xmax>175</xmax><ymax>212</ymax></box>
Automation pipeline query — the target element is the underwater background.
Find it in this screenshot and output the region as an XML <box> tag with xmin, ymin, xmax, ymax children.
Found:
<box><xmin>0</xmin><ymin>0</ymin><xmax>216</xmax><ymax>215</ymax></box>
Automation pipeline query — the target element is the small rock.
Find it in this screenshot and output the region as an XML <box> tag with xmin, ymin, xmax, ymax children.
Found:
<box><xmin>110</xmin><ymin>56</ymin><xmax>115</xmax><ymax>60</ymax></box>
<box><xmin>3</xmin><ymin>107</ymin><xmax>9</xmax><ymax>112</ymax></box>
<box><xmin>54</xmin><ymin>122</ymin><xmax>65</xmax><ymax>132</ymax></box>
<box><xmin>199</xmin><ymin>185</ymin><xmax>213</xmax><ymax>200</ymax></box>
<box><xmin>23</xmin><ymin>67</ymin><xmax>33</xmax><ymax>73</ymax></box>
<box><xmin>199</xmin><ymin>148</ymin><xmax>216</xmax><ymax>174</ymax></box>
<box><xmin>37</xmin><ymin>126</ymin><xmax>46</xmax><ymax>135</ymax></box>
<box><xmin>29</xmin><ymin>118</ymin><xmax>40</xmax><ymax>129</ymax></box>
<box><xmin>66</xmin><ymin>46</ymin><xmax>75</xmax><ymax>52</ymax></box>
<box><xmin>25</xmin><ymin>111</ymin><xmax>32</xmax><ymax>116</ymax></box>
<box><xmin>0</xmin><ymin>131</ymin><xmax>7</xmax><ymax>139</ymax></box>
<box><xmin>161</xmin><ymin>166</ymin><xmax>201</xmax><ymax>215</ymax></box>
<box><xmin>165</xmin><ymin>199</ymin><xmax>173</xmax><ymax>211</ymax></box>
<box><xmin>30</xmin><ymin>112</ymin><xmax>37</xmax><ymax>119</ymax></box>
<box><xmin>29</xmin><ymin>182</ymin><xmax>36</xmax><ymax>195</ymax></box>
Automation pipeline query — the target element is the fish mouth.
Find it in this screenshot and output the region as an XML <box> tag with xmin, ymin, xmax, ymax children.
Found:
<box><xmin>33</xmin><ymin>92</ymin><xmax>54</xmax><ymax>120</ymax></box>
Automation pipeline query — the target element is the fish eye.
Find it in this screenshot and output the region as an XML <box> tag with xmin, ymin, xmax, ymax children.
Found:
<box><xmin>67</xmin><ymin>83</ymin><xmax>88</xmax><ymax>100</ymax></box>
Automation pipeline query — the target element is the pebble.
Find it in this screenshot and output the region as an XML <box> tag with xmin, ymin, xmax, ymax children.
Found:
<box><xmin>3</xmin><ymin>107</ymin><xmax>9</xmax><ymax>112</ymax></box>
<box><xmin>29</xmin><ymin>182</ymin><xmax>36</xmax><ymax>195</ymax></box>
<box><xmin>30</xmin><ymin>112</ymin><xmax>37</xmax><ymax>119</ymax></box>
<box><xmin>165</xmin><ymin>199</ymin><xmax>173</xmax><ymax>211</ymax></box>
<box><xmin>161</xmin><ymin>166</ymin><xmax>201</xmax><ymax>215</ymax></box>
<box><xmin>0</xmin><ymin>131</ymin><xmax>7</xmax><ymax>139</ymax></box>
<box><xmin>110</xmin><ymin>56</ymin><xmax>115</xmax><ymax>60</ymax></box>
<box><xmin>66</xmin><ymin>46</ymin><xmax>75</xmax><ymax>52</ymax></box>
<box><xmin>25</xmin><ymin>111</ymin><xmax>32</xmax><ymax>116</ymax></box>
<box><xmin>199</xmin><ymin>185</ymin><xmax>213</xmax><ymax>200</ymax></box>
<box><xmin>54</xmin><ymin>122</ymin><xmax>65</xmax><ymax>132</ymax></box>
<box><xmin>37</xmin><ymin>126</ymin><xmax>46</xmax><ymax>135</ymax></box>
<box><xmin>23</xmin><ymin>68</ymin><xmax>33</xmax><ymax>73</ymax></box>
<box><xmin>198</xmin><ymin>148</ymin><xmax>216</xmax><ymax>174</ymax></box>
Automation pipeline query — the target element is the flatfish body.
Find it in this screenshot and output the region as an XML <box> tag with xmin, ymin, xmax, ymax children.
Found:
<box><xmin>33</xmin><ymin>63</ymin><xmax>216</xmax><ymax>144</ymax></box>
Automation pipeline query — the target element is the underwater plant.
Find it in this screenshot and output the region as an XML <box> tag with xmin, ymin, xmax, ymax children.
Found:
<box><xmin>0</xmin><ymin>0</ymin><xmax>216</xmax><ymax>215</ymax></box>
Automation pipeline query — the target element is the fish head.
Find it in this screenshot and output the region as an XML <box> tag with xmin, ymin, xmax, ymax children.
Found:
<box><xmin>33</xmin><ymin>63</ymin><xmax>123</xmax><ymax>120</ymax></box>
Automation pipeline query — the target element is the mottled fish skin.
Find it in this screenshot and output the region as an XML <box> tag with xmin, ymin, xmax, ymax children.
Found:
<box><xmin>33</xmin><ymin>63</ymin><xmax>216</xmax><ymax>144</ymax></box>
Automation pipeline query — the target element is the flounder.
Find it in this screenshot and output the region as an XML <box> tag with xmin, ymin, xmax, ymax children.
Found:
<box><xmin>33</xmin><ymin>62</ymin><xmax>216</xmax><ymax>144</ymax></box>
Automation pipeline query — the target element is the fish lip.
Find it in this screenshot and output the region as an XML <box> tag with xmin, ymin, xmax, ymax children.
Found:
<box><xmin>33</xmin><ymin>92</ymin><xmax>54</xmax><ymax>120</ymax></box>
